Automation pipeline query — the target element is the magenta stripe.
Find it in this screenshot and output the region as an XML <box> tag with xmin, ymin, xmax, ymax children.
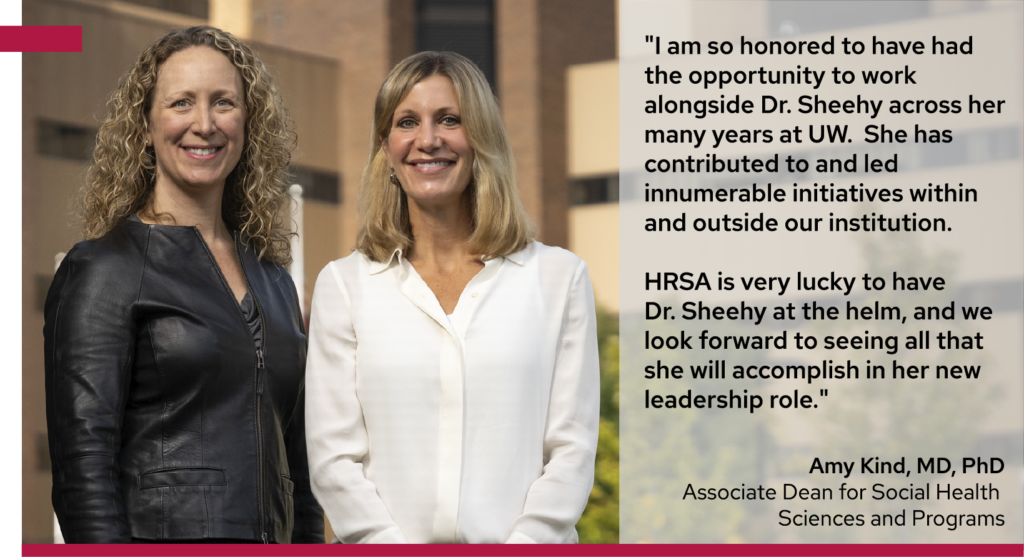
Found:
<box><xmin>0</xmin><ymin>26</ymin><xmax>80</xmax><ymax>52</ymax></box>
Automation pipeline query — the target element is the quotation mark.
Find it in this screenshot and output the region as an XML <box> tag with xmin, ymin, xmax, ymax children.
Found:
<box><xmin>646</xmin><ymin>35</ymin><xmax>660</xmax><ymax>54</ymax></box>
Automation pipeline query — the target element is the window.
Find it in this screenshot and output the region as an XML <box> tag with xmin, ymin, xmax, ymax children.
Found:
<box><xmin>417</xmin><ymin>0</ymin><xmax>495</xmax><ymax>90</ymax></box>
<box><xmin>571</xmin><ymin>175</ymin><xmax>619</xmax><ymax>205</ymax></box>
<box><xmin>37</xmin><ymin>119</ymin><xmax>96</xmax><ymax>161</ymax></box>
<box><xmin>769</xmin><ymin>0</ymin><xmax>927</xmax><ymax>37</ymax></box>
<box><xmin>289</xmin><ymin>165</ymin><xmax>341</xmax><ymax>204</ymax></box>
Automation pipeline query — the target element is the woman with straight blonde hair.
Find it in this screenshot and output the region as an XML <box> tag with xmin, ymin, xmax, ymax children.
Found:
<box><xmin>305</xmin><ymin>51</ymin><xmax>600</xmax><ymax>544</ymax></box>
<box><xmin>45</xmin><ymin>26</ymin><xmax>322</xmax><ymax>543</ymax></box>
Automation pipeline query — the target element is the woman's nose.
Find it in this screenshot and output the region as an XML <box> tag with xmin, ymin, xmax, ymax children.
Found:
<box><xmin>417</xmin><ymin>123</ymin><xmax>441</xmax><ymax>150</ymax></box>
<box><xmin>191</xmin><ymin>106</ymin><xmax>215</xmax><ymax>136</ymax></box>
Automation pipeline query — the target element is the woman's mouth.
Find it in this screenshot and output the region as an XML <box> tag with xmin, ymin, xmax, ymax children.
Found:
<box><xmin>184</xmin><ymin>147</ymin><xmax>221</xmax><ymax>156</ymax></box>
<box><xmin>413</xmin><ymin>160</ymin><xmax>453</xmax><ymax>168</ymax></box>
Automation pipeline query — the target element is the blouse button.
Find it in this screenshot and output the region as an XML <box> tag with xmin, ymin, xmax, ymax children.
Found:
<box><xmin>471</xmin><ymin>292</ymin><xmax>479</xmax><ymax>297</ymax></box>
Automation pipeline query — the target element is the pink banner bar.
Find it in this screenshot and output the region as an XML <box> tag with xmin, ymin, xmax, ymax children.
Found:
<box><xmin>0</xmin><ymin>26</ymin><xmax>81</xmax><ymax>52</ymax></box>
<box><xmin>21</xmin><ymin>544</ymin><xmax>1024</xmax><ymax>557</ymax></box>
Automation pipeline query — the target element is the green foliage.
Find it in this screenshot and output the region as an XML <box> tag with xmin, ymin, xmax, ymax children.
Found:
<box><xmin>577</xmin><ymin>418</ymin><xmax>619</xmax><ymax>543</ymax></box>
<box><xmin>578</xmin><ymin>306</ymin><xmax>620</xmax><ymax>543</ymax></box>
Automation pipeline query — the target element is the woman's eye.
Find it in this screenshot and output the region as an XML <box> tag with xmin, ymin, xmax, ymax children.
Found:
<box><xmin>396</xmin><ymin>119</ymin><xmax>415</xmax><ymax>129</ymax></box>
<box><xmin>216</xmin><ymin>99</ymin><xmax>234</xmax><ymax>108</ymax></box>
<box><xmin>172</xmin><ymin>100</ymin><xmax>189</xmax><ymax>108</ymax></box>
<box><xmin>440</xmin><ymin>116</ymin><xmax>460</xmax><ymax>126</ymax></box>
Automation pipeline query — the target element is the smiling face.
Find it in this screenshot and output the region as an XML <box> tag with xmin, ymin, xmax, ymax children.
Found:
<box><xmin>147</xmin><ymin>46</ymin><xmax>245</xmax><ymax>196</ymax></box>
<box><xmin>382</xmin><ymin>74</ymin><xmax>475</xmax><ymax>211</ymax></box>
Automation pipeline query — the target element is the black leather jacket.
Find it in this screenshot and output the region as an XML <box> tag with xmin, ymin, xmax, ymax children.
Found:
<box><xmin>44</xmin><ymin>219</ymin><xmax>324</xmax><ymax>543</ymax></box>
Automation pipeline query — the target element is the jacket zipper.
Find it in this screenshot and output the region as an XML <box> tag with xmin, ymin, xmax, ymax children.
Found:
<box><xmin>233</xmin><ymin>232</ymin><xmax>269</xmax><ymax>544</ymax></box>
<box><xmin>195</xmin><ymin>228</ymin><xmax>269</xmax><ymax>543</ymax></box>
<box><xmin>256</xmin><ymin>356</ymin><xmax>267</xmax><ymax>544</ymax></box>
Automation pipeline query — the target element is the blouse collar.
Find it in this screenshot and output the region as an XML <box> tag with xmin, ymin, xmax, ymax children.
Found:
<box><xmin>366</xmin><ymin>245</ymin><xmax>526</xmax><ymax>275</ymax></box>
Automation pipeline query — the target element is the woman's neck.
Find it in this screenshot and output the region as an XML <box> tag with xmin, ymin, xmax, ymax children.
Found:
<box><xmin>142</xmin><ymin>179</ymin><xmax>231</xmax><ymax>244</ymax></box>
<box><xmin>406</xmin><ymin>194</ymin><xmax>476</xmax><ymax>268</ymax></box>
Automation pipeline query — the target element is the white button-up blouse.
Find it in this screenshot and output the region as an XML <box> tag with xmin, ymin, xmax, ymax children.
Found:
<box><xmin>304</xmin><ymin>241</ymin><xmax>600</xmax><ymax>544</ymax></box>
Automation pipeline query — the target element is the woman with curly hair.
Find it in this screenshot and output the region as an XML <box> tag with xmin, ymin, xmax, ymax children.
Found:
<box><xmin>44</xmin><ymin>26</ymin><xmax>323</xmax><ymax>543</ymax></box>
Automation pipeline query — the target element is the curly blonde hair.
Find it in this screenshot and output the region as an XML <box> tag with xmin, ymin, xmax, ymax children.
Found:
<box><xmin>82</xmin><ymin>26</ymin><xmax>295</xmax><ymax>265</ymax></box>
<box><xmin>358</xmin><ymin>51</ymin><xmax>535</xmax><ymax>262</ymax></box>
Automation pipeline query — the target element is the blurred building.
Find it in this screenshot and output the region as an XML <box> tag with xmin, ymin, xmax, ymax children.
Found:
<box><xmin>22</xmin><ymin>0</ymin><xmax>615</xmax><ymax>543</ymax></box>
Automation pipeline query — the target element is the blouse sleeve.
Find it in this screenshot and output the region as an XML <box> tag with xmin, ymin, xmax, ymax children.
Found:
<box><xmin>44</xmin><ymin>244</ymin><xmax>142</xmax><ymax>543</ymax></box>
<box><xmin>506</xmin><ymin>260</ymin><xmax>601</xmax><ymax>543</ymax></box>
<box><xmin>304</xmin><ymin>263</ymin><xmax>408</xmax><ymax>543</ymax></box>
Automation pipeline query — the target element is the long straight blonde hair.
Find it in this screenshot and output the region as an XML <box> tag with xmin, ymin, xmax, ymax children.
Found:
<box><xmin>357</xmin><ymin>51</ymin><xmax>534</xmax><ymax>262</ymax></box>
